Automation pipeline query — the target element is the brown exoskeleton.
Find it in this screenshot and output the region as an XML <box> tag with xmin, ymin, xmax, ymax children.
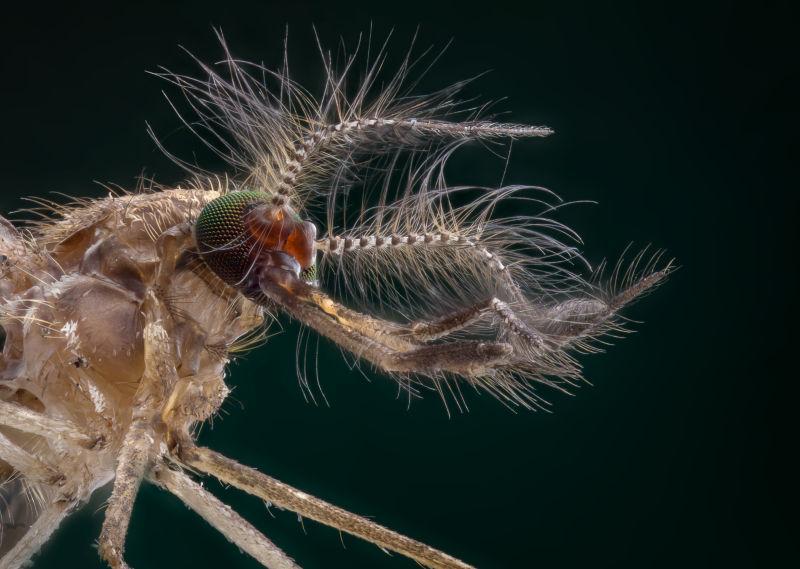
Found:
<box><xmin>0</xmin><ymin>33</ymin><xmax>672</xmax><ymax>569</ymax></box>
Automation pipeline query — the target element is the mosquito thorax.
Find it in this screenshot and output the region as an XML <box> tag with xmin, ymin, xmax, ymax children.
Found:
<box><xmin>195</xmin><ymin>190</ymin><xmax>317</xmax><ymax>292</ymax></box>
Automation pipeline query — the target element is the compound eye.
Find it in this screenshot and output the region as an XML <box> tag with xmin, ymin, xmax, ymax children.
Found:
<box><xmin>195</xmin><ymin>191</ymin><xmax>318</xmax><ymax>290</ymax></box>
<box><xmin>195</xmin><ymin>191</ymin><xmax>268</xmax><ymax>287</ymax></box>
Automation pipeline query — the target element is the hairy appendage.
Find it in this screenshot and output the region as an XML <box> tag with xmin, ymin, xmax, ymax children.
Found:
<box><xmin>1</xmin><ymin>32</ymin><xmax>670</xmax><ymax>569</ymax></box>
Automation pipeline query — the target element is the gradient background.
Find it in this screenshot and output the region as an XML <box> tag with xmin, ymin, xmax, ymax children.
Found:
<box><xmin>0</xmin><ymin>1</ymin><xmax>794</xmax><ymax>568</ymax></box>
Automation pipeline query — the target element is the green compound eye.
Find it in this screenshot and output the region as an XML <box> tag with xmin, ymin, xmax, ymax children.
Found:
<box><xmin>195</xmin><ymin>190</ymin><xmax>318</xmax><ymax>291</ymax></box>
<box><xmin>195</xmin><ymin>191</ymin><xmax>269</xmax><ymax>286</ymax></box>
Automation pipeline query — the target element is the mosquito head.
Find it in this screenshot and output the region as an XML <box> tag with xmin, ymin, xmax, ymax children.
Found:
<box><xmin>195</xmin><ymin>190</ymin><xmax>317</xmax><ymax>292</ymax></box>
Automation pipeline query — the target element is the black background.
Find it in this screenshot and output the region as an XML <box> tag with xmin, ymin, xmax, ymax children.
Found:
<box><xmin>0</xmin><ymin>1</ymin><xmax>795</xmax><ymax>568</ymax></box>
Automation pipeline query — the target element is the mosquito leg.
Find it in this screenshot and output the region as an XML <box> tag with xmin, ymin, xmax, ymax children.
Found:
<box><xmin>149</xmin><ymin>464</ymin><xmax>301</xmax><ymax>569</ymax></box>
<box><xmin>98</xmin><ymin>238</ymin><xmax>211</xmax><ymax>568</ymax></box>
<box><xmin>0</xmin><ymin>431</ymin><xmax>64</xmax><ymax>485</ymax></box>
<box><xmin>177</xmin><ymin>445</ymin><xmax>474</xmax><ymax>569</ymax></box>
<box><xmin>98</xmin><ymin>291</ymin><xmax>177</xmax><ymax>569</ymax></box>
<box><xmin>97</xmin><ymin>418</ymin><xmax>154</xmax><ymax>569</ymax></box>
<box><xmin>0</xmin><ymin>399</ymin><xmax>97</xmax><ymax>448</ymax></box>
<box><xmin>0</xmin><ymin>501</ymin><xmax>72</xmax><ymax>569</ymax></box>
<box><xmin>161</xmin><ymin>372</ymin><xmax>229</xmax><ymax>453</ymax></box>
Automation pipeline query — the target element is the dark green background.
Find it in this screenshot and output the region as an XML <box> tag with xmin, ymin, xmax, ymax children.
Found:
<box><xmin>0</xmin><ymin>1</ymin><xmax>794</xmax><ymax>568</ymax></box>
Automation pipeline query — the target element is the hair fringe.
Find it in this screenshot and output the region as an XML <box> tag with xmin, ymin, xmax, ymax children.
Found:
<box><xmin>151</xmin><ymin>30</ymin><xmax>671</xmax><ymax>410</ymax></box>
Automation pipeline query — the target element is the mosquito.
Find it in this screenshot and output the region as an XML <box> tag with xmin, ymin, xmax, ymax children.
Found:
<box><xmin>0</xmin><ymin>32</ymin><xmax>672</xmax><ymax>569</ymax></box>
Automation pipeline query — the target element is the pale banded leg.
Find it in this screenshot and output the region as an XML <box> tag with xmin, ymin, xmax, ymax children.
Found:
<box><xmin>0</xmin><ymin>400</ymin><xmax>95</xmax><ymax>448</ymax></box>
<box><xmin>149</xmin><ymin>465</ymin><xmax>301</xmax><ymax>569</ymax></box>
<box><xmin>0</xmin><ymin>431</ymin><xmax>63</xmax><ymax>485</ymax></box>
<box><xmin>178</xmin><ymin>446</ymin><xmax>474</xmax><ymax>569</ymax></box>
<box><xmin>0</xmin><ymin>501</ymin><xmax>72</xmax><ymax>569</ymax></box>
